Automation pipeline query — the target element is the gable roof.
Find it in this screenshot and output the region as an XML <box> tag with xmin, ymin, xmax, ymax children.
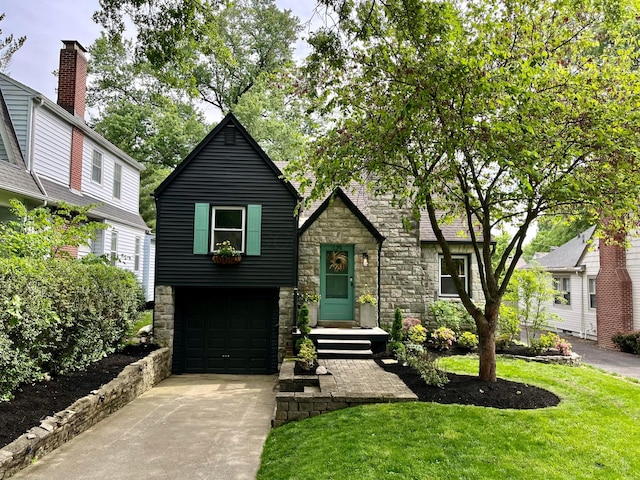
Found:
<box><xmin>154</xmin><ymin>112</ymin><xmax>300</xmax><ymax>200</ymax></box>
<box><xmin>299</xmin><ymin>187</ymin><xmax>385</xmax><ymax>243</ymax></box>
<box><xmin>0</xmin><ymin>89</ymin><xmax>46</xmax><ymax>199</ymax></box>
<box><xmin>0</xmin><ymin>74</ymin><xmax>144</xmax><ymax>172</ymax></box>
<box><xmin>533</xmin><ymin>225</ymin><xmax>597</xmax><ymax>270</ymax></box>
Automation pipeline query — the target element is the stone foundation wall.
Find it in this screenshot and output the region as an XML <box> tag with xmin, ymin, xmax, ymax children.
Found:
<box><xmin>0</xmin><ymin>348</ymin><xmax>171</xmax><ymax>480</ymax></box>
<box><xmin>278</xmin><ymin>287</ymin><xmax>296</xmax><ymax>361</ymax></box>
<box><xmin>153</xmin><ymin>285</ymin><xmax>175</xmax><ymax>355</ymax></box>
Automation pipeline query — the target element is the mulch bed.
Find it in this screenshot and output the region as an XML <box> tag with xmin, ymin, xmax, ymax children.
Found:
<box><xmin>376</xmin><ymin>354</ymin><xmax>561</xmax><ymax>410</ymax></box>
<box><xmin>0</xmin><ymin>343</ymin><xmax>159</xmax><ymax>449</ymax></box>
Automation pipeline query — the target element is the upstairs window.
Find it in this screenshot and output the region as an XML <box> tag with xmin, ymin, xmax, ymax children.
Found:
<box><xmin>92</xmin><ymin>150</ymin><xmax>103</xmax><ymax>184</ymax></box>
<box><xmin>113</xmin><ymin>163</ymin><xmax>122</xmax><ymax>199</ymax></box>
<box><xmin>554</xmin><ymin>277</ymin><xmax>571</xmax><ymax>305</ymax></box>
<box><xmin>211</xmin><ymin>207</ymin><xmax>246</xmax><ymax>253</ymax></box>
<box><xmin>439</xmin><ymin>255</ymin><xmax>469</xmax><ymax>297</ymax></box>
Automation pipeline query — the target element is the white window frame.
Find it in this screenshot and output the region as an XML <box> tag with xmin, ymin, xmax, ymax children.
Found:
<box><xmin>588</xmin><ymin>277</ymin><xmax>596</xmax><ymax>309</ymax></box>
<box><xmin>110</xmin><ymin>231</ymin><xmax>118</xmax><ymax>266</ymax></box>
<box><xmin>210</xmin><ymin>207</ymin><xmax>246</xmax><ymax>253</ymax></box>
<box><xmin>92</xmin><ymin>150</ymin><xmax>103</xmax><ymax>184</ymax></box>
<box><xmin>113</xmin><ymin>163</ymin><xmax>122</xmax><ymax>199</ymax></box>
<box><xmin>438</xmin><ymin>254</ymin><xmax>469</xmax><ymax>297</ymax></box>
<box><xmin>134</xmin><ymin>236</ymin><xmax>141</xmax><ymax>271</ymax></box>
<box><xmin>554</xmin><ymin>277</ymin><xmax>571</xmax><ymax>305</ymax></box>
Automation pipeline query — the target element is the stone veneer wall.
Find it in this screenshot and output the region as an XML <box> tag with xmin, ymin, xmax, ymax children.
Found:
<box><xmin>359</xmin><ymin>194</ymin><xmax>426</xmax><ymax>323</ymax></box>
<box><xmin>153</xmin><ymin>285</ymin><xmax>175</xmax><ymax>355</ymax></box>
<box><xmin>278</xmin><ymin>287</ymin><xmax>296</xmax><ymax>361</ymax></box>
<box><xmin>299</xmin><ymin>197</ymin><xmax>379</xmax><ymax>323</ymax></box>
<box><xmin>0</xmin><ymin>348</ymin><xmax>171</xmax><ymax>480</ymax></box>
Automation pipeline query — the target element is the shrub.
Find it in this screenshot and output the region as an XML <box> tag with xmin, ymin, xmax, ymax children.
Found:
<box><xmin>296</xmin><ymin>338</ymin><xmax>317</xmax><ymax>371</ymax></box>
<box><xmin>495</xmin><ymin>333</ymin><xmax>513</xmax><ymax>350</ymax></box>
<box><xmin>530</xmin><ymin>332</ymin><xmax>560</xmax><ymax>354</ymax></box>
<box><xmin>0</xmin><ymin>257</ymin><xmax>143</xmax><ymax>400</ymax></box>
<box><xmin>406</xmin><ymin>351</ymin><xmax>449</xmax><ymax>387</ymax></box>
<box><xmin>612</xmin><ymin>332</ymin><xmax>640</xmax><ymax>354</ymax></box>
<box><xmin>431</xmin><ymin>327</ymin><xmax>457</xmax><ymax>350</ymax></box>
<box><xmin>458</xmin><ymin>331</ymin><xmax>479</xmax><ymax>350</ymax></box>
<box><xmin>390</xmin><ymin>308</ymin><xmax>403</xmax><ymax>341</ymax></box>
<box><xmin>387</xmin><ymin>340</ymin><xmax>405</xmax><ymax>358</ymax></box>
<box><xmin>297</xmin><ymin>303</ymin><xmax>311</xmax><ymax>337</ymax></box>
<box><xmin>556</xmin><ymin>338</ymin><xmax>573</xmax><ymax>356</ymax></box>
<box><xmin>407</xmin><ymin>324</ymin><xmax>427</xmax><ymax>344</ymax></box>
<box><xmin>402</xmin><ymin>317</ymin><xmax>421</xmax><ymax>337</ymax></box>
<box><xmin>498</xmin><ymin>304</ymin><xmax>521</xmax><ymax>344</ymax></box>
<box><xmin>428</xmin><ymin>300</ymin><xmax>476</xmax><ymax>334</ymax></box>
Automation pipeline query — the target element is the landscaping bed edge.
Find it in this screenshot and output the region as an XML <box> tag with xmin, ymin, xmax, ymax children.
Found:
<box><xmin>0</xmin><ymin>347</ymin><xmax>171</xmax><ymax>480</ymax></box>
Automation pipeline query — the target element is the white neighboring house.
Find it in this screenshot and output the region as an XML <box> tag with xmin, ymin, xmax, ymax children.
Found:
<box><xmin>0</xmin><ymin>40</ymin><xmax>154</xmax><ymax>301</ymax></box>
<box><xmin>534</xmin><ymin>226</ymin><xmax>640</xmax><ymax>347</ymax></box>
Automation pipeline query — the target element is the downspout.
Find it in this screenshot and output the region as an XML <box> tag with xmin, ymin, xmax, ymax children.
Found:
<box><xmin>579</xmin><ymin>268</ymin><xmax>585</xmax><ymax>339</ymax></box>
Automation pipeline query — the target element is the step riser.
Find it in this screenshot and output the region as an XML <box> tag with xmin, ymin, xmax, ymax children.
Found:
<box><xmin>317</xmin><ymin>339</ymin><xmax>371</xmax><ymax>351</ymax></box>
<box><xmin>317</xmin><ymin>350</ymin><xmax>374</xmax><ymax>359</ymax></box>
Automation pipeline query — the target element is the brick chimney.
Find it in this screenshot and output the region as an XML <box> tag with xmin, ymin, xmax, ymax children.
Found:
<box><xmin>57</xmin><ymin>40</ymin><xmax>87</xmax><ymax>118</ymax></box>
<box><xmin>57</xmin><ymin>40</ymin><xmax>87</xmax><ymax>192</ymax></box>
<box><xmin>596</xmin><ymin>230</ymin><xmax>634</xmax><ymax>348</ymax></box>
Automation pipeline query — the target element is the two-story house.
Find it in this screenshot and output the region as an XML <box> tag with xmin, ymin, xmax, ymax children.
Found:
<box><xmin>0</xmin><ymin>41</ymin><xmax>154</xmax><ymax>300</ymax></box>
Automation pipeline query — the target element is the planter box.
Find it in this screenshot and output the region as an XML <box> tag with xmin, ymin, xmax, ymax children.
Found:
<box><xmin>360</xmin><ymin>303</ymin><xmax>377</xmax><ymax>328</ymax></box>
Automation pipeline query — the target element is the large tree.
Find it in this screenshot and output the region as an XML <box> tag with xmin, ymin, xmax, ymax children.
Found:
<box><xmin>0</xmin><ymin>13</ymin><xmax>26</xmax><ymax>73</ymax></box>
<box><xmin>293</xmin><ymin>0</ymin><xmax>640</xmax><ymax>380</ymax></box>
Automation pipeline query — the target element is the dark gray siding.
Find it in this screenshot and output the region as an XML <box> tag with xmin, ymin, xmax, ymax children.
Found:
<box><xmin>155</xmin><ymin>123</ymin><xmax>298</xmax><ymax>287</ymax></box>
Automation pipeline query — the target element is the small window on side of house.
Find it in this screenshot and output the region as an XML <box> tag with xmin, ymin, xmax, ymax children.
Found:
<box><xmin>92</xmin><ymin>150</ymin><xmax>103</xmax><ymax>184</ymax></box>
<box><xmin>113</xmin><ymin>163</ymin><xmax>122</xmax><ymax>199</ymax></box>
<box><xmin>439</xmin><ymin>255</ymin><xmax>469</xmax><ymax>297</ymax></box>
<box><xmin>554</xmin><ymin>277</ymin><xmax>571</xmax><ymax>305</ymax></box>
<box><xmin>110</xmin><ymin>231</ymin><xmax>118</xmax><ymax>266</ymax></box>
<box><xmin>134</xmin><ymin>237</ymin><xmax>141</xmax><ymax>271</ymax></box>
<box><xmin>588</xmin><ymin>277</ymin><xmax>596</xmax><ymax>309</ymax></box>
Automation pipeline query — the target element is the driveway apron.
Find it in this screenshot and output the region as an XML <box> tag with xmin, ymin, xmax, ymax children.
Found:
<box><xmin>11</xmin><ymin>374</ymin><xmax>277</xmax><ymax>480</ymax></box>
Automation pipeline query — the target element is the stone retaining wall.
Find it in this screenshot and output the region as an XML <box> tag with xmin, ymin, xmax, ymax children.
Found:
<box><xmin>273</xmin><ymin>361</ymin><xmax>416</xmax><ymax>428</ymax></box>
<box><xmin>0</xmin><ymin>347</ymin><xmax>172</xmax><ymax>480</ymax></box>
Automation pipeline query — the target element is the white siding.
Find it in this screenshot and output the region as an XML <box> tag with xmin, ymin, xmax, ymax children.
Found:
<box><xmin>627</xmin><ymin>237</ymin><xmax>640</xmax><ymax>331</ymax></box>
<box><xmin>142</xmin><ymin>235</ymin><xmax>156</xmax><ymax>302</ymax></box>
<box><xmin>81</xmin><ymin>137</ymin><xmax>140</xmax><ymax>214</ymax></box>
<box><xmin>0</xmin><ymin>77</ymin><xmax>32</xmax><ymax>159</ymax></box>
<box><xmin>103</xmin><ymin>221</ymin><xmax>147</xmax><ymax>285</ymax></box>
<box><xmin>31</xmin><ymin>107</ymin><xmax>72</xmax><ymax>184</ymax></box>
<box><xmin>581</xmin><ymin>243</ymin><xmax>600</xmax><ymax>337</ymax></box>
<box><xmin>548</xmin><ymin>274</ymin><xmax>582</xmax><ymax>334</ymax></box>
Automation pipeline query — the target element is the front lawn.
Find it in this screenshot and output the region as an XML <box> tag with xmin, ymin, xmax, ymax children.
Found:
<box><xmin>258</xmin><ymin>357</ymin><xmax>640</xmax><ymax>479</ymax></box>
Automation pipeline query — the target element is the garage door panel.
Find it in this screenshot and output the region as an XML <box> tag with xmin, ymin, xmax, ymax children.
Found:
<box><xmin>179</xmin><ymin>288</ymin><xmax>276</xmax><ymax>374</ymax></box>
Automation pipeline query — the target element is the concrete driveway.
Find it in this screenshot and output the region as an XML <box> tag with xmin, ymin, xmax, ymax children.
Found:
<box><xmin>11</xmin><ymin>374</ymin><xmax>277</xmax><ymax>480</ymax></box>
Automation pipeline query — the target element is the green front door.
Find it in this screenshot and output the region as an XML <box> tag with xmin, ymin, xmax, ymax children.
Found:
<box><xmin>320</xmin><ymin>244</ymin><xmax>355</xmax><ymax>321</ymax></box>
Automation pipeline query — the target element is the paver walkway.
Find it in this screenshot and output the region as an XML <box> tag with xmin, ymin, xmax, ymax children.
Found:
<box><xmin>319</xmin><ymin>358</ymin><xmax>415</xmax><ymax>396</ymax></box>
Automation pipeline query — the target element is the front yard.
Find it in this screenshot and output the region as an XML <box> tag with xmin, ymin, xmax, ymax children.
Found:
<box><xmin>258</xmin><ymin>356</ymin><xmax>640</xmax><ymax>479</ymax></box>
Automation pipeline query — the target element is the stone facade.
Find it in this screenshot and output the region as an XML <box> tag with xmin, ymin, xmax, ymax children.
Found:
<box><xmin>153</xmin><ymin>285</ymin><xmax>175</xmax><ymax>356</ymax></box>
<box><xmin>278</xmin><ymin>287</ymin><xmax>296</xmax><ymax>361</ymax></box>
<box><xmin>299</xmin><ymin>197</ymin><xmax>380</xmax><ymax>324</ymax></box>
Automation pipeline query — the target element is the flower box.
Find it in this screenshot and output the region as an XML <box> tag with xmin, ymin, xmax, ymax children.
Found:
<box><xmin>212</xmin><ymin>255</ymin><xmax>242</xmax><ymax>265</ymax></box>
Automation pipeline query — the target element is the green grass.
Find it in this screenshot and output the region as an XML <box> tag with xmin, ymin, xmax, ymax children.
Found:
<box><xmin>126</xmin><ymin>309</ymin><xmax>152</xmax><ymax>337</ymax></box>
<box><xmin>258</xmin><ymin>357</ymin><xmax>640</xmax><ymax>480</ymax></box>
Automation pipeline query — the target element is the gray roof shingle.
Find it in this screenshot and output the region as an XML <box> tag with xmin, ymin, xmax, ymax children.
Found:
<box><xmin>533</xmin><ymin>225</ymin><xmax>597</xmax><ymax>269</ymax></box>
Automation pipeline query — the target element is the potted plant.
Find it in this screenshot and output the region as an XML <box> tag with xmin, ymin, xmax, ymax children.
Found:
<box><xmin>212</xmin><ymin>240</ymin><xmax>242</xmax><ymax>264</ymax></box>
<box><xmin>358</xmin><ymin>286</ymin><xmax>378</xmax><ymax>328</ymax></box>
<box><xmin>303</xmin><ymin>292</ymin><xmax>321</xmax><ymax>327</ymax></box>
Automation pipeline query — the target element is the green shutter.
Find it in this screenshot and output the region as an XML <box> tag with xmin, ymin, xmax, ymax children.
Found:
<box><xmin>193</xmin><ymin>203</ymin><xmax>210</xmax><ymax>254</ymax></box>
<box><xmin>246</xmin><ymin>204</ymin><xmax>262</xmax><ymax>256</ymax></box>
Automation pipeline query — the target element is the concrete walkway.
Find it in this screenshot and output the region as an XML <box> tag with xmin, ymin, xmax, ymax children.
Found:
<box><xmin>11</xmin><ymin>374</ymin><xmax>277</xmax><ymax>480</ymax></box>
<box><xmin>569</xmin><ymin>338</ymin><xmax>640</xmax><ymax>380</ymax></box>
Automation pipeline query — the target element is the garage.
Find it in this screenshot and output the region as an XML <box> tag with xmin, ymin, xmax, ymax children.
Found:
<box><xmin>174</xmin><ymin>287</ymin><xmax>279</xmax><ymax>374</ymax></box>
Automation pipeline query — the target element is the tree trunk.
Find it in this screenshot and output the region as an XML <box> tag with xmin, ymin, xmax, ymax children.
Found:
<box><xmin>476</xmin><ymin>304</ymin><xmax>499</xmax><ymax>382</ymax></box>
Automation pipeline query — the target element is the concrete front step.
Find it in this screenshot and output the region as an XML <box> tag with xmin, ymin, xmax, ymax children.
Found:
<box><xmin>317</xmin><ymin>349</ymin><xmax>374</xmax><ymax>359</ymax></box>
<box><xmin>317</xmin><ymin>338</ymin><xmax>372</xmax><ymax>351</ymax></box>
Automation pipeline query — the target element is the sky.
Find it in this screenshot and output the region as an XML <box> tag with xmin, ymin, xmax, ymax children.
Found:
<box><xmin>1</xmin><ymin>0</ymin><xmax>320</xmax><ymax>104</ymax></box>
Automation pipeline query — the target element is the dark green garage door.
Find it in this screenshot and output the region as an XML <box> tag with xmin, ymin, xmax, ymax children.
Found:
<box><xmin>176</xmin><ymin>288</ymin><xmax>278</xmax><ymax>374</ymax></box>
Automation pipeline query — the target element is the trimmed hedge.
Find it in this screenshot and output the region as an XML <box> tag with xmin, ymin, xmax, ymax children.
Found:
<box><xmin>0</xmin><ymin>258</ymin><xmax>144</xmax><ymax>400</ymax></box>
<box><xmin>612</xmin><ymin>331</ymin><xmax>640</xmax><ymax>355</ymax></box>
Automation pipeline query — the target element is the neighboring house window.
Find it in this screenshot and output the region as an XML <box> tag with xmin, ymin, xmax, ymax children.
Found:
<box><xmin>92</xmin><ymin>150</ymin><xmax>103</xmax><ymax>184</ymax></box>
<box><xmin>134</xmin><ymin>237</ymin><xmax>141</xmax><ymax>271</ymax></box>
<box><xmin>588</xmin><ymin>277</ymin><xmax>596</xmax><ymax>309</ymax></box>
<box><xmin>439</xmin><ymin>255</ymin><xmax>469</xmax><ymax>297</ymax></box>
<box><xmin>91</xmin><ymin>229</ymin><xmax>104</xmax><ymax>255</ymax></box>
<box><xmin>211</xmin><ymin>207</ymin><xmax>246</xmax><ymax>253</ymax></box>
<box><xmin>113</xmin><ymin>163</ymin><xmax>122</xmax><ymax>199</ymax></box>
<box><xmin>110</xmin><ymin>231</ymin><xmax>118</xmax><ymax>266</ymax></box>
<box><xmin>554</xmin><ymin>277</ymin><xmax>571</xmax><ymax>305</ymax></box>
<box><xmin>193</xmin><ymin>203</ymin><xmax>262</xmax><ymax>256</ymax></box>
